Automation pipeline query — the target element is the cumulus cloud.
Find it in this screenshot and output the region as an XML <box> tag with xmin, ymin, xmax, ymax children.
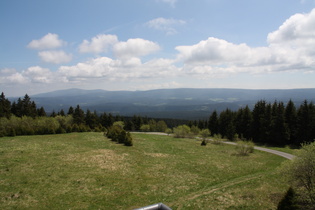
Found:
<box><xmin>268</xmin><ymin>9</ymin><xmax>315</xmax><ymax>45</ymax></box>
<box><xmin>4</xmin><ymin>8</ymin><xmax>315</xmax><ymax>95</ymax></box>
<box><xmin>23</xmin><ymin>66</ymin><xmax>54</xmax><ymax>83</ymax></box>
<box><xmin>266</xmin><ymin>8</ymin><xmax>315</xmax><ymax>69</ymax></box>
<box><xmin>175</xmin><ymin>9</ymin><xmax>315</xmax><ymax>76</ymax></box>
<box><xmin>146</xmin><ymin>17</ymin><xmax>186</xmax><ymax>35</ymax></box>
<box><xmin>0</xmin><ymin>68</ymin><xmax>27</xmax><ymax>84</ymax></box>
<box><xmin>38</xmin><ymin>50</ymin><xmax>72</xmax><ymax>64</ymax></box>
<box><xmin>113</xmin><ymin>38</ymin><xmax>160</xmax><ymax>59</ymax></box>
<box><xmin>27</xmin><ymin>33</ymin><xmax>66</xmax><ymax>50</ymax></box>
<box><xmin>79</xmin><ymin>34</ymin><xmax>118</xmax><ymax>54</ymax></box>
<box><xmin>176</xmin><ymin>37</ymin><xmax>253</xmax><ymax>65</ymax></box>
<box><xmin>7</xmin><ymin>73</ymin><xmax>28</xmax><ymax>84</ymax></box>
<box><xmin>58</xmin><ymin>56</ymin><xmax>178</xmax><ymax>82</ymax></box>
<box><xmin>0</xmin><ymin>66</ymin><xmax>63</xmax><ymax>86</ymax></box>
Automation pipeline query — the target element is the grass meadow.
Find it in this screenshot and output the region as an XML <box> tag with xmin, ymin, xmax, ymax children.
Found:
<box><xmin>0</xmin><ymin>132</ymin><xmax>290</xmax><ymax>209</ymax></box>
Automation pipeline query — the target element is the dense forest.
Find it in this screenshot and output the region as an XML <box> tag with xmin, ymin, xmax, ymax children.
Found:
<box><xmin>1</xmin><ymin>92</ymin><xmax>315</xmax><ymax>147</ymax></box>
<box><xmin>0</xmin><ymin>92</ymin><xmax>186</xmax><ymax>136</ymax></box>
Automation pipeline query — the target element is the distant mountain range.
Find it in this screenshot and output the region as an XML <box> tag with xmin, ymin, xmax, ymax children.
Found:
<box><xmin>14</xmin><ymin>88</ymin><xmax>315</xmax><ymax>120</ymax></box>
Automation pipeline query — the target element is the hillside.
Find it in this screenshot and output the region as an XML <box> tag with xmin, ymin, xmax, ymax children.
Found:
<box><xmin>15</xmin><ymin>88</ymin><xmax>315</xmax><ymax>120</ymax></box>
<box><xmin>0</xmin><ymin>132</ymin><xmax>289</xmax><ymax>209</ymax></box>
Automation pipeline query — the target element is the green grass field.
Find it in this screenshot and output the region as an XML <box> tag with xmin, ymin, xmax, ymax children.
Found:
<box><xmin>0</xmin><ymin>133</ymin><xmax>290</xmax><ymax>209</ymax></box>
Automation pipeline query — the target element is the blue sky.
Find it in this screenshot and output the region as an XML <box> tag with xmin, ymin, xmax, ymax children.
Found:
<box><xmin>1</xmin><ymin>0</ymin><xmax>315</xmax><ymax>96</ymax></box>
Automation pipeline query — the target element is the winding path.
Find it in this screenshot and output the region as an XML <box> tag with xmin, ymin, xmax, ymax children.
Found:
<box><xmin>133</xmin><ymin>132</ymin><xmax>296</xmax><ymax>160</ymax></box>
<box><xmin>132</xmin><ymin>132</ymin><xmax>296</xmax><ymax>209</ymax></box>
<box><xmin>222</xmin><ymin>141</ymin><xmax>295</xmax><ymax>160</ymax></box>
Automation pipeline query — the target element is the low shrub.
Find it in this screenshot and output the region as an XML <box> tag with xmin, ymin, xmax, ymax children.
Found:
<box><xmin>235</xmin><ymin>140</ymin><xmax>254</xmax><ymax>156</ymax></box>
<box><xmin>106</xmin><ymin>125</ymin><xmax>133</xmax><ymax>146</ymax></box>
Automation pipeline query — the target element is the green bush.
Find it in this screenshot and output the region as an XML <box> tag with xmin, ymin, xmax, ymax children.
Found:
<box><xmin>201</xmin><ymin>139</ymin><xmax>208</xmax><ymax>146</ymax></box>
<box><xmin>283</xmin><ymin>142</ymin><xmax>315</xmax><ymax>205</ymax></box>
<box><xmin>277</xmin><ymin>187</ymin><xmax>298</xmax><ymax>210</ymax></box>
<box><xmin>173</xmin><ymin>125</ymin><xmax>191</xmax><ymax>138</ymax></box>
<box><xmin>124</xmin><ymin>132</ymin><xmax>133</xmax><ymax>146</ymax></box>
<box><xmin>140</xmin><ymin>124</ymin><xmax>150</xmax><ymax>132</ymax></box>
<box><xmin>106</xmin><ymin>126</ymin><xmax>133</xmax><ymax>146</ymax></box>
<box><xmin>235</xmin><ymin>140</ymin><xmax>254</xmax><ymax>156</ymax></box>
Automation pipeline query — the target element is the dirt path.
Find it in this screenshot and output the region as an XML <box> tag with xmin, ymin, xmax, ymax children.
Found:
<box><xmin>132</xmin><ymin>132</ymin><xmax>295</xmax><ymax>160</ymax></box>
<box><xmin>132</xmin><ymin>132</ymin><xmax>295</xmax><ymax>209</ymax></box>
<box><xmin>170</xmin><ymin>173</ymin><xmax>265</xmax><ymax>209</ymax></box>
<box><xmin>222</xmin><ymin>141</ymin><xmax>295</xmax><ymax>160</ymax></box>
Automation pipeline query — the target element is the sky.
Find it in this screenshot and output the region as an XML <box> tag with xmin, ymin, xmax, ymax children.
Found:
<box><xmin>1</xmin><ymin>0</ymin><xmax>315</xmax><ymax>97</ymax></box>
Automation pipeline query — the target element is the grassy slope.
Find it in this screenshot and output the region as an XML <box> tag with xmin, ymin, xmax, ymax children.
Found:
<box><xmin>0</xmin><ymin>133</ymin><xmax>289</xmax><ymax>209</ymax></box>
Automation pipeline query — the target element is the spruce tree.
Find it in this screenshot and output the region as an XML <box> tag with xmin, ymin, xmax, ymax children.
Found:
<box><xmin>73</xmin><ymin>105</ymin><xmax>85</xmax><ymax>125</ymax></box>
<box><xmin>59</xmin><ymin>109</ymin><xmax>65</xmax><ymax>116</ymax></box>
<box><xmin>235</xmin><ymin>106</ymin><xmax>253</xmax><ymax>140</ymax></box>
<box><xmin>208</xmin><ymin>110</ymin><xmax>219</xmax><ymax>136</ymax></box>
<box><xmin>67</xmin><ymin>106</ymin><xmax>74</xmax><ymax>115</ymax></box>
<box><xmin>85</xmin><ymin>109</ymin><xmax>99</xmax><ymax>129</ymax></box>
<box><xmin>285</xmin><ymin>100</ymin><xmax>297</xmax><ymax>145</ymax></box>
<box><xmin>0</xmin><ymin>92</ymin><xmax>11</xmax><ymax>118</ymax></box>
<box><xmin>219</xmin><ymin>109</ymin><xmax>236</xmax><ymax>140</ymax></box>
<box><xmin>37</xmin><ymin>107</ymin><xmax>46</xmax><ymax>117</ymax></box>
<box><xmin>270</xmin><ymin>102</ymin><xmax>289</xmax><ymax>145</ymax></box>
<box><xmin>296</xmin><ymin>100</ymin><xmax>312</xmax><ymax>144</ymax></box>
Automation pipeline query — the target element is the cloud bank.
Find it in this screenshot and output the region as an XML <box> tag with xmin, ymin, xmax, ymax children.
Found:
<box><xmin>2</xmin><ymin>9</ymin><xmax>315</xmax><ymax>95</ymax></box>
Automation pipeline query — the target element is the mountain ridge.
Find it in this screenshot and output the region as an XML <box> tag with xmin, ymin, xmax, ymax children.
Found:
<box><xmin>11</xmin><ymin>88</ymin><xmax>315</xmax><ymax>120</ymax></box>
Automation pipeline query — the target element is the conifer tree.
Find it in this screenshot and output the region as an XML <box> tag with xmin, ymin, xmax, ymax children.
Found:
<box><xmin>85</xmin><ymin>109</ymin><xmax>99</xmax><ymax>129</ymax></box>
<box><xmin>285</xmin><ymin>100</ymin><xmax>297</xmax><ymax>145</ymax></box>
<box><xmin>219</xmin><ymin>109</ymin><xmax>236</xmax><ymax>140</ymax></box>
<box><xmin>67</xmin><ymin>106</ymin><xmax>74</xmax><ymax>115</ymax></box>
<box><xmin>251</xmin><ymin>100</ymin><xmax>271</xmax><ymax>143</ymax></box>
<box><xmin>37</xmin><ymin>107</ymin><xmax>46</xmax><ymax>117</ymax></box>
<box><xmin>208</xmin><ymin>110</ymin><xmax>219</xmax><ymax>136</ymax></box>
<box><xmin>296</xmin><ymin>100</ymin><xmax>313</xmax><ymax>144</ymax></box>
<box><xmin>235</xmin><ymin>106</ymin><xmax>253</xmax><ymax>140</ymax></box>
<box><xmin>59</xmin><ymin>109</ymin><xmax>65</xmax><ymax>116</ymax></box>
<box><xmin>50</xmin><ymin>110</ymin><xmax>57</xmax><ymax>117</ymax></box>
<box><xmin>0</xmin><ymin>92</ymin><xmax>11</xmax><ymax>118</ymax></box>
<box><xmin>73</xmin><ymin>105</ymin><xmax>85</xmax><ymax>125</ymax></box>
<box><xmin>270</xmin><ymin>102</ymin><xmax>289</xmax><ymax>145</ymax></box>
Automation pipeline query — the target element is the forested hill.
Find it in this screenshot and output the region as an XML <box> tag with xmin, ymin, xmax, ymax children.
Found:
<box><xmin>15</xmin><ymin>88</ymin><xmax>315</xmax><ymax>120</ymax></box>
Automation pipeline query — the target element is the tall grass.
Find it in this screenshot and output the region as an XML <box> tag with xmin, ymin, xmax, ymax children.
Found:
<box><xmin>0</xmin><ymin>133</ymin><xmax>289</xmax><ymax>209</ymax></box>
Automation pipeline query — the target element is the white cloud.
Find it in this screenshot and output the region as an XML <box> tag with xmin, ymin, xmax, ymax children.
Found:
<box><xmin>38</xmin><ymin>50</ymin><xmax>72</xmax><ymax>64</ymax></box>
<box><xmin>23</xmin><ymin>66</ymin><xmax>54</xmax><ymax>83</ymax></box>
<box><xmin>58</xmin><ymin>56</ymin><xmax>178</xmax><ymax>82</ymax></box>
<box><xmin>176</xmin><ymin>37</ymin><xmax>253</xmax><ymax>65</ymax></box>
<box><xmin>58</xmin><ymin>57</ymin><xmax>115</xmax><ymax>78</ymax></box>
<box><xmin>113</xmin><ymin>38</ymin><xmax>160</xmax><ymax>59</ymax></box>
<box><xmin>268</xmin><ymin>9</ymin><xmax>315</xmax><ymax>45</ymax></box>
<box><xmin>146</xmin><ymin>17</ymin><xmax>186</xmax><ymax>35</ymax></box>
<box><xmin>7</xmin><ymin>73</ymin><xmax>28</xmax><ymax>84</ymax></box>
<box><xmin>79</xmin><ymin>34</ymin><xmax>118</xmax><ymax>54</ymax></box>
<box><xmin>0</xmin><ymin>66</ymin><xmax>63</xmax><ymax>86</ymax></box>
<box><xmin>0</xmin><ymin>68</ymin><xmax>27</xmax><ymax>84</ymax></box>
<box><xmin>0</xmin><ymin>68</ymin><xmax>17</xmax><ymax>75</ymax></box>
<box><xmin>175</xmin><ymin>9</ymin><xmax>315</xmax><ymax>76</ymax></box>
<box><xmin>27</xmin><ymin>33</ymin><xmax>66</xmax><ymax>50</ymax></box>
<box><xmin>266</xmin><ymin>8</ymin><xmax>315</xmax><ymax>69</ymax></box>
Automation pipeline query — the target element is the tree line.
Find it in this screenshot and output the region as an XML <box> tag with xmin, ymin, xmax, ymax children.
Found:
<box><xmin>0</xmin><ymin>92</ymin><xmax>182</xmax><ymax>137</ymax></box>
<box><xmin>188</xmin><ymin>100</ymin><xmax>315</xmax><ymax>146</ymax></box>
<box><xmin>1</xmin><ymin>92</ymin><xmax>315</xmax><ymax>146</ymax></box>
